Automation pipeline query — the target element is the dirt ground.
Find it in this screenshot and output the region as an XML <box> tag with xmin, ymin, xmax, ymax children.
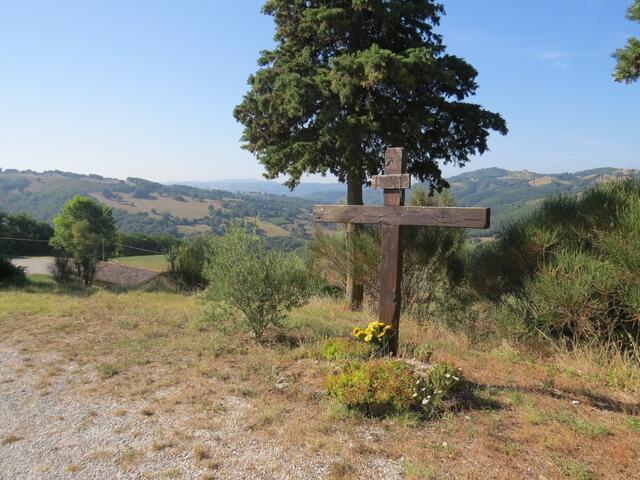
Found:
<box><xmin>0</xmin><ymin>345</ymin><xmax>403</xmax><ymax>480</ymax></box>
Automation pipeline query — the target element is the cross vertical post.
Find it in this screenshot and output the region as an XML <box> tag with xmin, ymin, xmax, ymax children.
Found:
<box><xmin>378</xmin><ymin>148</ymin><xmax>406</xmax><ymax>356</ymax></box>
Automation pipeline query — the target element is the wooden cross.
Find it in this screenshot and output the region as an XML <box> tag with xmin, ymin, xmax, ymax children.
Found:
<box><xmin>313</xmin><ymin>147</ymin><xmax>490</xmax><ymax>356</ymax></box>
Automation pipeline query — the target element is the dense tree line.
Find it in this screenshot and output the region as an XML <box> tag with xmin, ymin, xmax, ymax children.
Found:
<box><xmin>0</xmin><ymin>211</ymin><xmax>53</xmax><ymax>256</ymax></box>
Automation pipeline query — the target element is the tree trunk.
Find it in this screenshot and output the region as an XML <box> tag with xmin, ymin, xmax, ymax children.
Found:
<box><xmin>346</xmin><ymin>172</ymin><xmax>364</xmax><ymax>311</ymax></box>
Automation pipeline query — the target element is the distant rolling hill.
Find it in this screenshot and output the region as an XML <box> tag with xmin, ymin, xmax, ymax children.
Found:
<box><xmin>447</xmin><ymin>167</ymin><xmax>639</xmax><ymax>235</ymax></box>
<box><xmin>1</xmin><ymin>166</ymin><xmax>637</xmax><ymax>242</ymax></box>
<box><xmin>178</xmin><ymin>167</ymin><xmax>640</xmax><ymax>236</ymax></box>
<box><xmin>0</xmin><ymin>169</ymin><xmax>315</xmax><ymax>248</ymax></box>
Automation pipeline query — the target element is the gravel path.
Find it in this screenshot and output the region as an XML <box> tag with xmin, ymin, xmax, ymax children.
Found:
<box><xmin>0</xmin><ymin>347</ymin><xmax>403</xmax><ymax>479</ymax></box>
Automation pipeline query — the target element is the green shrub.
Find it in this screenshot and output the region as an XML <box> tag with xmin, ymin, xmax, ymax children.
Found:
<box><xmin>204</xmin><ymin>224</ymin><xmax>310</xmax><ymax>338</ymax></box>
<box><xmin>0</xmin><ymin>257</ymin><xmax>26</xmax><ymax>287</ymax></box>
<box><xmin>469</xmin><ymin>179</ymin><xmax>640</xmax><ymax>349</ymax></box>
<box><xmin>413</xmin><ymin>364</ymin><xmax>464</xmax><ymax>417</ymax></box>
<box><xmin>50</xmin><ymin>255</ymin><xmax>74</xmax><ymax>285</ymax></box>
<box><xmin>326</xmin><ymin>360</ymin><xmax>416</xmax><ymax>416</ymax></box>
<box><xmin>469</xmin><ymin>180</ymin><xmax>640</xmax><ymax>301</ymax></box>
<box><xmin>325</xmin><ymin>360</ymin><xmax>465</xmax><ymax>418</ymax></box>
<box><xmin>322</xmin><ymin>338</ymin><xmax>372</xmax><ymax>361</ymax></box>
<box><xmin>490</xmin><ymin>296</ymin><xmax>531</xmax><ymax>340</ymax></box>
<box><xmin>524</xmin><ymin>249</ymin><xmax>621</xmax><ymax>342</ymax></box>
<box><xmin>167</xmin><ymin>235</ymin><xmax>211</xmax><ymax>291</ymax></box>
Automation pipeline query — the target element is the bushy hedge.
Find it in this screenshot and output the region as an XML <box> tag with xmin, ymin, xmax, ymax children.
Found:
<box><xmin>470</xmin><ymin>179</ymin><xmax>640</xmax><ymax>347</ymax></box>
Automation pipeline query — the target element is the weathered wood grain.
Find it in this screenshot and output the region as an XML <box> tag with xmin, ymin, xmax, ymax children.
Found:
<box><xmin>312</xmin><ymin>205</ymin><xmax>491</xmax><ymax>229</ymax></box>
<box><xmin>378</xmin><ymin>147</ymin><xmax>406</xmax><ymax>355</ymax></box>
<box><xmin>371</xmin><ymin>174</ymin><xmax>411</xmax><ymax>190</ymax></box>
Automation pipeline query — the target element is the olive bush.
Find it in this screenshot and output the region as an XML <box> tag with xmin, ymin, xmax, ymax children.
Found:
<box><xmin>204</xmin><ymin>224</ymin><xmax>309</xmax><ymax>338</ymax></box>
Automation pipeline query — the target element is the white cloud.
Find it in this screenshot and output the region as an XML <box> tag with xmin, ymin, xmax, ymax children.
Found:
<box><xmin>541</xmin><ymin>51</ymin><xmax>569</xmax><ymax>69</ymax></box>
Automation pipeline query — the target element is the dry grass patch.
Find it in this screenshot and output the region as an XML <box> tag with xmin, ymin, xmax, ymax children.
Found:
<box><xmin>65</xmin><ymin>464</ymin><xmax>80</xmax><ymax>473</ymax></box>
<box><xmin>89</xmin><ymin>191</ymin><xmax>221</xmax><ymax>220</ymax></box>
<box><xmin>118</xmin><ymin>447</ymin><xmax>144</xmax><ymax>470</ymax></box>
<box><xmin>160</xmin><ymin>467</ymin><xmax>182</xmax><ymax>478</ymax></box>
<box><xmin>193</xmin><ymin>443</ymin><xmax>209</xmax><ymax>461</ymax></box>
<box><xmin>2</xmin><ymin>434</ymin><xmax>23</xmax><ymax>445</ymax></box>
<box><xmin>87</xmin><ymin>449</ymin><xmax>112</xmax><ymax>461</ymax></box>
<box><xmin>327</xmin><ymin>460</ymin><xmax>357</xmax><ymax>479</ymax></box>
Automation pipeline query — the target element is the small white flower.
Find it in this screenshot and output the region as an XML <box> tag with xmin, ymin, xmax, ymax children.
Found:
<box><xmin>426</xmin><ymin>395</ymin><xmax>431</xmax><ymax>399</ymax></box>
<box><xmin>412</xmin><ymin>393</ymin><xmax>418</xmax><ymax>398</ymax></box>
<box><xmin>416</xmin><ymin>379</ymin><xmax>421</xmax><ymax>385</ymax></box>
<box><xmin>421</xmin><ymin>387</ymin><xmax>426</xmax><ymax>392</ymax></box>
<box><xmin>452</xmin><ymin>376</ymin><xmax>459</xmax><ymax>381</ymax></box>
<box><xmin>445</xmin><ymin>373</ymin><xmax>451</xmax><ymax>378</ymax></box>
<box><xmin>422</xmin><ymin>398</ymin><xmax>429</xmax><ymax>405</ymax></box>
<box><xmin>442</xmin><ymin>442</ymin><xmax>448</xmax><ymax>447</ymax></box>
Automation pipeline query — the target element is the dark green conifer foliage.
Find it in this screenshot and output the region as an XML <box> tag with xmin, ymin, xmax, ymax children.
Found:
<box><xmin>234</xmin><ymin>0</ymin><xmax>508</xmax><ymax>194</ymax></box>
<box><xmin>613</xmin><ymin>0</ymin><xmax>640</xmax><ymax>83</ymax></box>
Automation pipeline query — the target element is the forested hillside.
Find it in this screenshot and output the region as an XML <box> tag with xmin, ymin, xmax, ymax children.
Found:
<box><xmin>447</xmin><ymin>167</ymin><xmax>640</xmax><ymax>234</ymax></box>
<box><xmin>0</xmin><ymin>169</ymin><xmax>313</xmax><ymax>248</ymax></box>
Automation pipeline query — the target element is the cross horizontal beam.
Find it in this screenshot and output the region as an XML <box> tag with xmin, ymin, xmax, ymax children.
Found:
<box><xmin>313</xmin><ymin>205</ymin><xmax>491</xmax><ymax>229</ymax></box>
<box><xmin>371</xmin><ymin>174</ymin><xmax>411</xmax><ymax>189</ymax></box>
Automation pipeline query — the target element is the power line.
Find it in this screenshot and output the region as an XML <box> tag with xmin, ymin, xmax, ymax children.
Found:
<box><xmin>0</xmin><ymin>236</ymin><xmax>50</xmax><ymax>243</ymax></box>
<box><xmin>112</xmin><ymin>242</ymin><xmax>164</xmax><ymax>255</ymax></box>
<box><xmin>0</xmin><ymin>236</ymin><xmax>165</xmax><ymax>255</ymax></box>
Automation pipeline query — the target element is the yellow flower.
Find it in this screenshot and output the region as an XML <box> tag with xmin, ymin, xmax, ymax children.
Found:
<box><xmin>364</xmin><ymin>334</ymin><xmax>373</xmax><ymax>342</ymax></box>
<box><xmin>364</xmin><ymin>327</ymin><xmax>374</xmax><ymax>334</ymax></box>
<box><xmin>383</xmin><ymin>325</ymin><xmax>392</xmax><ymax>331</ymax></box>
<box><xmin>352</xmin><ymin>327</ymin><xmax>362</xmax><ymax>337</ymax></box>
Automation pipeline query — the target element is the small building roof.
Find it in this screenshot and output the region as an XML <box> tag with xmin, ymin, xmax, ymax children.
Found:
<box><xmin>94</xmin><ymin>261</ymin><xmax>162</xmax><ymax>288</ymax></box>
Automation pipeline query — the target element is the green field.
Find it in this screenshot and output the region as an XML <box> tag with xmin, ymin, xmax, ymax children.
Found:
<box><xmin>111</xmin><ymin>255</ymin><xmax>168</xmax><ymax>272</ymax></box>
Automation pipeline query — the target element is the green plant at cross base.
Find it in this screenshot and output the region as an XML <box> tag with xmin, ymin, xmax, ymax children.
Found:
<box><xmin>325</xmin><ymin>359</ymin><xmax>464</xmax><ymax>418</ymax></box>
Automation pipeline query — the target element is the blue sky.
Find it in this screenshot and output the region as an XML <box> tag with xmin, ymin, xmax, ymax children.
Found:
<box><xmin>0</xmin><ymin>0</ymin><xmax>638</xmax><ymax>183</ymax></box>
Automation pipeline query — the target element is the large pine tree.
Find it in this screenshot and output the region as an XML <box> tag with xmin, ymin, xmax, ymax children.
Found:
<box><xmin>235</xmin><ymin>0</ymin><xmax>507</xmax><ymax>307</ymax></box>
